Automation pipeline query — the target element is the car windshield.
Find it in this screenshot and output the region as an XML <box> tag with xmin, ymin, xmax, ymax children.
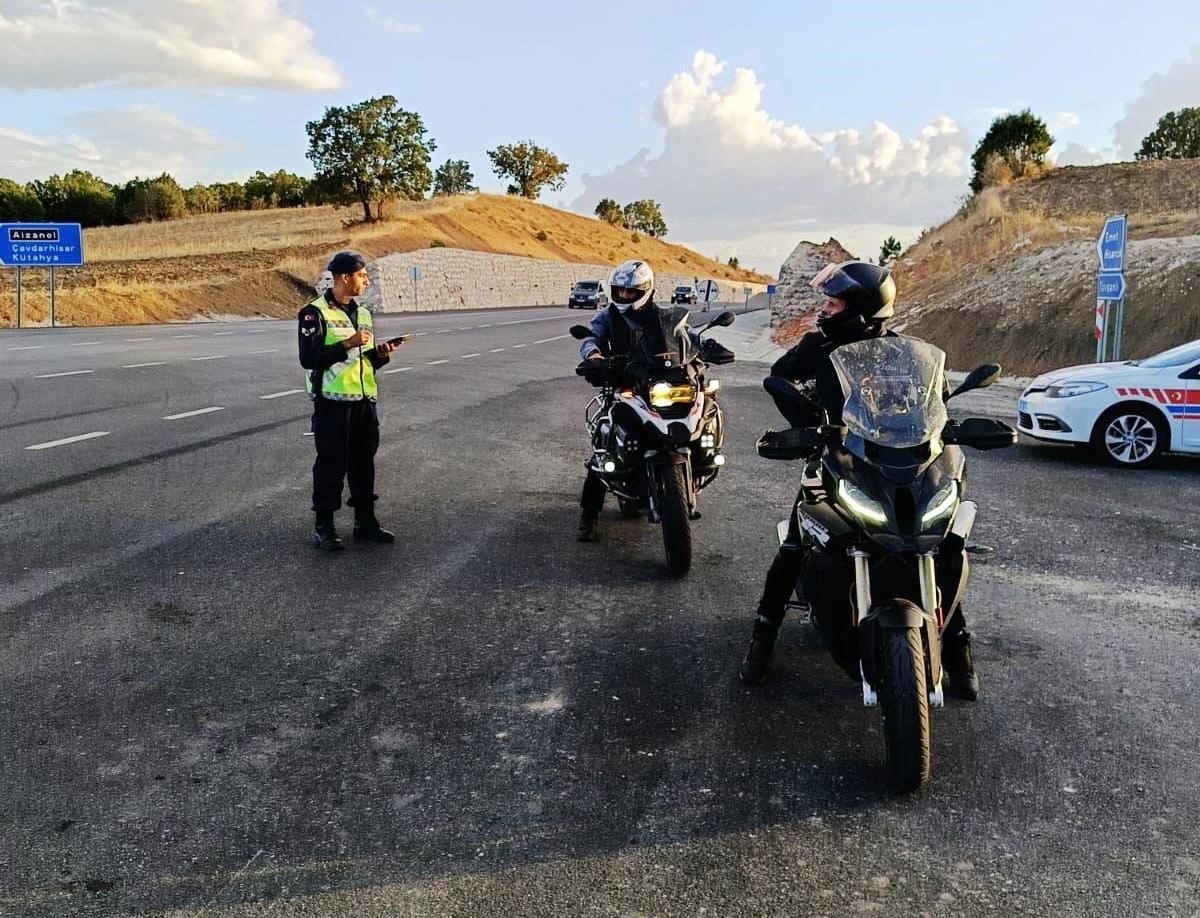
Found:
<box><xmin>831</xmin><ymin>337</ymin><xmax>948</xmax><ymax>449</ymax></box>
<box><xmin>1133</xmin><ymin>339</ymin><xmax>1200</xmax><ymax>368</ymax></box>
<box><xmin>675</xmin><ymin>286</ymin><xmax>691</xmax><ymax>293</ymax></box>
<box><xmin>577</xmin><ymin>282</ymin><xmax>599</xmax><ymax>291</ymax></box>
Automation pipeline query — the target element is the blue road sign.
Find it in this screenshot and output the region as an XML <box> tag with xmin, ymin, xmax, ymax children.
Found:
<box><xmin>1097</xmin><ymin>271</ymin><xmax>1126</xmax><ymax>300</ymax></box>
<box><xmin>1096</xmin><ymin>214</ymin><xmax>1127</xmax><ymax>273</ymax></box>
<box><xmin>766</xmin><ymin>284</ymin><xmax>777</xmax><ymax>296</ymax></box>
<box><xmin>0</xmin><ymin>222</ymin><xmax>84</xmax><ymax>266</ymax></box>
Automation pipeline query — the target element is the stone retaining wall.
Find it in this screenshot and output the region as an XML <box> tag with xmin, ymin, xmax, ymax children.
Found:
<box><xmin>318</xmin><ymin>248</ymin><xmax>767</xmax><ymax>312</ymax></box>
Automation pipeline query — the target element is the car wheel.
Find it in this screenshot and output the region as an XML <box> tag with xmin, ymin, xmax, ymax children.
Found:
<box><xmin>1090</xmin><ymin>404</ymin><xmax>1168</xmax><ymax>468</ymax></box>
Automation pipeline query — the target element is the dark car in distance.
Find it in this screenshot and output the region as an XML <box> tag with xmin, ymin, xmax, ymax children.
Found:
<box><xmin>569</xmin><ymin>279</ymin><xmax>608</xmax><ymax>310</ymax></box>
<box><xmin>671</xmin><ymin>285</ymin><xmax>698</xmax><ymax>305</ymax></box>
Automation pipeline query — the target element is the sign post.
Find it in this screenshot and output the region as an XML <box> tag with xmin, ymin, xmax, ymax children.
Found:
<box><xmin>1</xmin><ymin>222</ymin><xmax>85</xmax><ymax>328</ymax></box>
<box><xmin>410</xmin><ymin>265</ymin><xmax>422</xmax><ymax>311</ymax></box>
<box><xmin>1095</xmin><ymin>214</ymin><xmax>1127</xmax><ymax>361</ymax></box>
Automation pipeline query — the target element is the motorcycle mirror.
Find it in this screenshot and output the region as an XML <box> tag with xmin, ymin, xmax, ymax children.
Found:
<box><xmin>702</xmin><ymin>310</ymin><xmax>736</xmax><ymax>330</ymax></box>
<box><xmin>948</xmin><ymin>363</ymin><xmax>1002</xmax><ymax>400</ymax></box>
<box><xmin>569</xmin><ymin>325</ymin><xmax>593</xmax><ymax>340</ymax></box>
<box><xmin>763</xmin><ymin>375</ymin><xmax>811</xmax><ymax>403</ymax></box>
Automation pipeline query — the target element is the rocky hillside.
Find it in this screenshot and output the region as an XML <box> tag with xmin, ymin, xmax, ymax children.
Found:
<box><xmin>892</xmin><ymin>161</ymin><xmax>1200</xmax><ymax>375</ymax></box>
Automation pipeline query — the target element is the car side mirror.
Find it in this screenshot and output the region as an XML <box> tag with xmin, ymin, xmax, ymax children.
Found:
<box><xmin>948</xmin><ymin>363</ymin><xmax>1002</xmax><ymax>400</ymax></box>
<box><xmin>569</xmin><ymin>325</ymin><xmax>592</xmax><ymax>340</ymax></box>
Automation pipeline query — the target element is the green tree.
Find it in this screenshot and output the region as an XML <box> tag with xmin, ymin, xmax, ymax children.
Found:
<box><xmin>594</xmin><ymin>197</ymin><xmax>624</xmax><ymax>225</ymax></box>
<box><xmin>306</xmin><ymin>95</ymin><xmax>436</xmax><ymax>221</ymax></box>
<box><xmin>118</xmin><ymin>174</ymin><xmax>186</xmax><ymax>222</ymax></box>
<box><xmin>244</xmin><ymin>169</ymin><xmax>308</xmax><ymax>208</ymax></box>
<box><xmin>621</xmin><ymin>199</ymin><xmax>668</xmax><ymax>238</ymax></box>
<box><xmin>0</xmin><ymin>178</ymin><xmax>45</xmax><ymax>221</ymax></box>
<box><xmin>30</xmin><ymin>170</ymin><xmax>117</xmax><ymax>226</ymax></box>
<box><xmin>1136</xmin><ymin>107</ymin><xmax>1200</xmax><ymax>160</ymax></box>
<box><xmin>432</xmin><ymin>159</ymin><xmax>477</xmax><ymax>196</ymax></box>
<box><xmin>879</xmin><ymin>235</ymin><xmax>902</xmax><ymax>265</ymax></box>
<box><xmin>208</xmin><ymin>181</ymin><xmax>247</xmax><ymax>212</ymax></box>
<box><xmin>487</xmin><ymin>140</ymin><xmax>568</xmax><ymax>199</ymax></box>
<box><xmin>969</xmin><ymin>109</ymin><xmax>1054</xmax><ymax>193</ymax></box>
<box><xmin>185</xmin><ymin>183</ymin><xmax>220</xmax><ymax>215</ymax></box>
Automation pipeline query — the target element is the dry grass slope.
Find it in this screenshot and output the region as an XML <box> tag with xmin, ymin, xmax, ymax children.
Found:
<box><xmin>0</xmin><ymin>193</ymin><xmax>773</xmax><ymax>327</ymax></box>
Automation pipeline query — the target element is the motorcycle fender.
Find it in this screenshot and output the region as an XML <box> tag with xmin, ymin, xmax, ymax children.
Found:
<box><xmin>859</xmin><ymin>599</ymin><xmax>936</xmax><ymax>689</ymax></box>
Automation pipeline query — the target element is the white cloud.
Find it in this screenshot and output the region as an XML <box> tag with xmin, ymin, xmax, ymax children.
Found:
<box><xmin>1051</xmin><ymin>111</ymin><xmax>1081</xmax><ymax>129</ymax></box>
<box><xmin>573</xmin><ymin>50</ymin><xmax>971</xmax><ymax>275</ymax></box>
<box><xmin>1052</xmin><ymin>141</ymin><xmax>1109</xmax><ymax>167</ymax></box>
<box><xmin>1114</xmin><ymin>42</ymin><xmax>1200</xmax><ymax>158</ymax></box>
<box><xmin>364</xmin><ymin>7</ymin><xmax>421</xmax><ymax>34</ymax></box>
<box><xmin>0</xmin><ymin>108</ymin><xmax>229</xmax><ymax>183</ymax></box>
<box><xmin>0</xmin><ymin>0</ymin><xmax>342</xmax><ymax>90</ymax></box>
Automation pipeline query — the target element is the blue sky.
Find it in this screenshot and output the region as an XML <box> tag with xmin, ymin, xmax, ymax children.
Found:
<box><xmin>2</xmin><ymin>0</ymin><xmax>1198</xmax><ymax>273</ymax></box>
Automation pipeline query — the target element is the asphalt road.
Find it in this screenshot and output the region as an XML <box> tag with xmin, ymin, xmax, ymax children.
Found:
<box><xmin>1</xmin><ymin>308</ymin><xmax>1198</xmax><ymax>918</ymax></box>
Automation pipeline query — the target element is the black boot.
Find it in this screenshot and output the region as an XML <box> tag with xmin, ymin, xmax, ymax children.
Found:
<box><xmin>942</xmin><ymin>631</ymin><xmax>980</xmax><ymax>701</ymax></box>
<box><xmin>313</xmin><ymin>512</ymin><xmax>344</xmax><ymax>552</ymax></box>
<box><xmin>577</xmin><ymin>509</ymin><xmax>599</xmax><ymax>542</ymax></box>
<box><xmin>739</xmin><ymin>618</ymin><xmax>780</xmax><ymax>684</ymax></box>
<box><xmin>353</xmin><ymin>512</ymin><xmax>395</xmax><ymax>543</ymax></box>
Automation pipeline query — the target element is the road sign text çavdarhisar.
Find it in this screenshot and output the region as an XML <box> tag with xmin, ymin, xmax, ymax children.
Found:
<box><xmin>0</xmin><ymin>223</ymin><xmax>85</xmax><ymax>267</ymax></box>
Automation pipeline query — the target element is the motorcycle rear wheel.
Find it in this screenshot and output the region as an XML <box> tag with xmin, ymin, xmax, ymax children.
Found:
<box><xmin>659</xmin><ymin>464</ymin><xmax>692</xmax><ymax>577</ymax></box>
<box><xmin>880</xmin><ymin>626</ymin><xmax>931</xmax><ymax>793</ymax></box>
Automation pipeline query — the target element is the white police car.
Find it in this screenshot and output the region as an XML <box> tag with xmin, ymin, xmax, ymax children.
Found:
<box><xmin>1017</xmin><ymin>338</ymin><xmax>1200</xmax><ymax>468</ymax></box>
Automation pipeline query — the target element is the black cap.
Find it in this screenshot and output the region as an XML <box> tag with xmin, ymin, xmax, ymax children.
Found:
<box><xmin>327</xmin><ymin>250</ymin><xmax>367</xmax><ymax>275</ymax></box>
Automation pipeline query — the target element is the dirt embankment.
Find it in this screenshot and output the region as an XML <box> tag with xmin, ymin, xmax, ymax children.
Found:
<box><xmin>0</xmin><ymin>194</ymin><xmax>773</xmax><ymax>328</ymax></box>
<box><xmin>889</xmin><ymin>160</ymin><xmax>1200</xmax><ymax>375</ymax></box>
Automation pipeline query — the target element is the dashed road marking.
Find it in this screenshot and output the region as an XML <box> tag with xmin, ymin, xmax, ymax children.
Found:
<box><xmin>213</xmin><ymin>331</ymin><xmax>235</xmax><ymax>337</ymax></box>
<box><xmin>7</xmin><ymin>345</ymin><xmax>45</xmax><ymax>350</ymax></box>
<box><xmin>497</xmin><ymin>316</ymin><xmax>563</xmax><ymax>326</ymax></box>
<box><xmin>260</xmin><ymin>389</ymin><xmax>305</xmax><ymax>400</ymax></box>
<box><xmin>122</xmin><ymin>362</ymin><xmax>167</xmax><ymax>369</ymax></box>
<box><xmin>35</xmin><ymin>370</ymin><xmax>93</xmax><ymax>378</ymax></box>
<box><xmin>171</xmin><ymin>334</ymin><xmax>198</xmax><ymax>339</ymax></box>
<box><xmin>71</xmin><ymin>341</ymin><xmax>102</xmax><ymax>346</ymax></box>
<box><xmin>383</xmin><ymin>367</ymin><xmax>412</xmax><ymax>374</ymax></box>
<box><xmin>247</xmin><ymin>349</ymin><xmax>278</xmax><ymax>355</ymax></box>
<box><xmin>26</xmin><ymin>431</ymin><xmax>110</xmax><ymax>451</ymax></box>
<box><xmin>123</xmin><ymin>337</ymin><xmax>153</xmax><ymax>342</ymax></box>
<box><xmin>460</xmin><ymin>353</ymin><xmax>479</xmax><ymax>359</ymax></box>
<box><xmin>512</xmin><ymin>343</ymin><xmax>527</xmax><ymax>349</ymax></box>
<box><xmin>191</xmin><ymin>355</ymin><xmax>228</xmax><ymax>361</ymax></box>
<box><xmin>427</xmin><ymin>359</ymin><xmax>449</xmax><ymax>366</ymax></box>
<box><xmin>533</xmin><ymin>335</ymin><xmax>569</xmax><ymax>344</ymax></box>
<box><xmin>489</xmin><ymin>347</ymin><xmax>506</xmax><ymax>353</ymax></box>
<box><xmin>164</xmin><ymin>406</ymin><xmax>225</xmax><ymax>420</ymax></box>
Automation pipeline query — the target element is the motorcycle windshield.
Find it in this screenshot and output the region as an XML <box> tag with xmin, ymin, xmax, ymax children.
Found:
<box><xmin>629</xmin><ymin>305</ymin><xmax>695</xmax><ymax>369</ymax></box>
<box><xmin>831</xmin><ymin>337</ymin><xmax>948</xmax><ymax>449</ymax></box>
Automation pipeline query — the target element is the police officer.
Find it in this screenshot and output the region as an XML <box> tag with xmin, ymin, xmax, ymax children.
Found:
<box><xmin>299</xmin><ymin>251</ymin><xmax>405</xmax><ymax>551</ymax></box>
<box><xmin>739</xmin><ymin>260</ymin><xmax>980</xmax><ymax>700</ymax></box>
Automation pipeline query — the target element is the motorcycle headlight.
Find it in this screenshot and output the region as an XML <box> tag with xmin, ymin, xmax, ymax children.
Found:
<box><xmin>836</xmin><ymin>479</ymin><xmax>888</xmax><ymax>526</ymax></box>
<box><xmin>1045</xmin><ymin>382</ymin><xmax>1107</xmax><ymax>398</ymax></box>
<box><xmin>921</xmin><ymin>480</ymin><xmax>959</xmax><ymax>526</ymax></box>
<box><xmin>649</xmin><ymin>381</ymin><xmax>696</xmax><ymax>408</ymax></box>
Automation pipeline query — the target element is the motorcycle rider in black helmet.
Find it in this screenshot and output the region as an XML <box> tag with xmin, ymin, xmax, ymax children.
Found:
<box><xmin>739</xmin><ymin>260</ymin><xmax>980</xmax><ymax>700</ymax></box>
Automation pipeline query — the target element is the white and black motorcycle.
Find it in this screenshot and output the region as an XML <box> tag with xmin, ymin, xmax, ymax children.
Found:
<box><xmin>758</xmin><ymin>336</ymin><xmax>1016</xmax><ymax>791</ymax></box>
<box><xmin>570</xmin><ymin>308</ymin><xmax>736</xmax><ymax>576</ymax></box>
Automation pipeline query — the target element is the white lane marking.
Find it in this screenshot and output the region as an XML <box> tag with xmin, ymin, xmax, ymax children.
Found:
<box><xmin>212</xmin><ymin>331</ymin><xmax>235</xmax><ymax>337</ymax></box>
<box><xmin>433</xmin><ymin>329</ymin><xmax>452</xmax><ymax>334</ymax></box>
<box><xmin>477</xmin><ymin>324</ymin><xmax>493</xmax><ymax>328</ymax></box>
<box><xmin>302</xmin><ymin>432</ymin><xmax>314</xmax><ymax>437</ymax></box>
<box><xmin>413</xmin><ymin>332</ymin><xmax>429</xmax><ymax>337</ymax></box>
<box><xmin>123</xmin><ymin>337</ymin><xmax>153</xmax><ymax>342</ymax></box>
<box><xmin>512</xmin><ymin>343</ymin><xmax>527</xmax><ymax>349</ymax></box>
<box><xmin>457</xmin><ymin>325</ymin><xmax>475</xmax><ymax>330</ymax></box>
<box><xmin>171</xmin><ymin>334</ymin><xmax>198</xmax><ymax>339</ymax></box>
<box><xmin>247</xmin><ymin>348</ymin><xmax>278</xmax><ymax>355</ymax></box>
<box><xmin>383</xmin><ymin>366</ymin><xmax>412</xmax><ymax>374</ymax></box>
<box><xmin>71</xmin><ymin>341</ymin><xmax>102</xmax><ymax>346</ymax></box>
<box><xmin>26</xmin><ymin>430</ymin><xmax>110</xmax><ymax>451</ymax></box>
<box><xmin>533</xmin><ymin>335</ymin><xmax>569</xmax><ymax>344</ymax></box>
<box><xmin>164</xmin><ymin>406</ymin><xmax>225</xmax><ymax>420</ymax></box>
<box><xmin>489</xmin><ymin>347</ymin><xmax>506</xmax><ymax>353</ymax></box>
<box><xmin>122</xmin><ymin>362</ymin><xmax>167</xmax><ymax>369</ymax></box>
<box><xmin>35</xmin><ymin>370</ymin><xmax>93</xmax><ymax>378</ymax></box>
<box><xmin>427</xmin><ymin>359</ymin><xmax>448</xmax><ymax>366</ymax></box>
<box><xmin>191</xmin><ymin>355</ymin><xmax>228</xmax><ymax>361</ymax></box>
<box><xmin>7</xmin><ymin>345</ymin><xmax>45</xmax><ymax>350</ymax></box>
<box><xmin>259</xmin><ymin>389</ymin><xmax>305</xmax><ymax>400</ymax></box>
<box><xmin>460</xmin><ymin>353</ymin><xmax>480</xmax><ymax>359</ymax></box>
<box><xmin>497</xmin><ymin>316</ymin><xmax>563</xmax><ymax>326</ymax></box>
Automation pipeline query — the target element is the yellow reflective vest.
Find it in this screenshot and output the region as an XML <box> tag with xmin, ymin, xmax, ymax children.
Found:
<box><xmin>304</xmin><ymin>297</ymin><xmax>378</xmax><ymax>401</ymax></box>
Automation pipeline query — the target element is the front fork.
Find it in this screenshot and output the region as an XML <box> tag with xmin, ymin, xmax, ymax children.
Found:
<box><xmin>850</xmin><ymin>549</ymin><xmax>944</xmax><ymax>709</ymax></box>
<box><xmin>644</xmin><ymin>450</ymin><xmax>694</xmax><ymax>522</ymax></box>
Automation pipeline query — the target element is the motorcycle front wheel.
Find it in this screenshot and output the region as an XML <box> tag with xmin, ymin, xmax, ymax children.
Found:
<box><xmin>880</xmin><ymin>626</ymin><xmax>931</xmax><ymax>792</ymax></box>
<box><xmin>658</xmin><ymin>464</ymin><xmax>692</xmax><ymax>577</ymax></box>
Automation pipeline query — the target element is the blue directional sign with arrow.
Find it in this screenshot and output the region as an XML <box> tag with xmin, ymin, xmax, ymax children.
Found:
<box><xmin>1097</xmin><ymin>271</ymin><xmax>1126</xmax><ymax>300</ymax></box>
<box><xmin>1096</xmin><ymin>214</ymin><xmax>1127</xmax><ymax>273</ymax></box>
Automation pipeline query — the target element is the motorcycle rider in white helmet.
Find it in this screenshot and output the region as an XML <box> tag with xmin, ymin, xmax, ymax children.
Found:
<box><xmin>576</xmin><ymin>259</ymin><xmax>699</xmax><ymax>541</ymax></box>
